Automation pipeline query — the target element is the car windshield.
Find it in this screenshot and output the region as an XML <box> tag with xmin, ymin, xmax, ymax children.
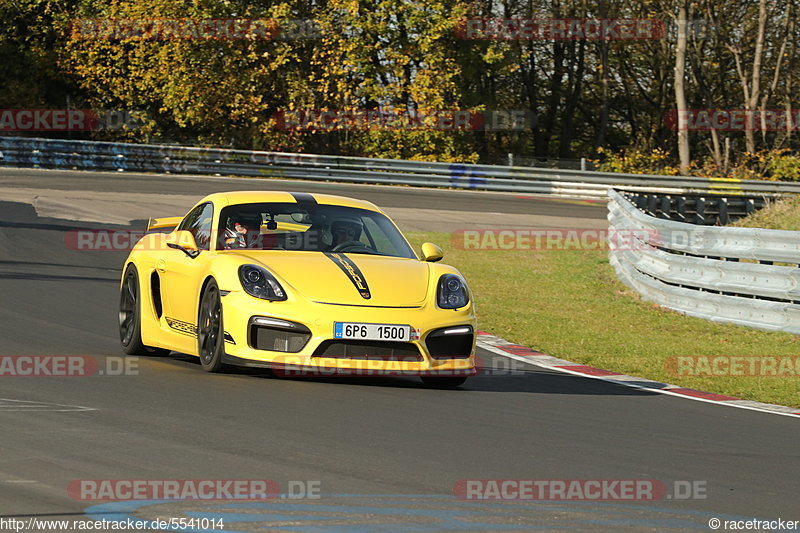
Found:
<box><xmin>217</xmin><ymin>202</ymin><xmax>415</xmax><ymax>258</ymax></box>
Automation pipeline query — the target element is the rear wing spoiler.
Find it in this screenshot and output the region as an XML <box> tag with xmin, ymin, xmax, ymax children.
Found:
<box><xmin>147</xmin><ymin>216</ymin><xmax>183</xmax><ymax>232</ymax></box>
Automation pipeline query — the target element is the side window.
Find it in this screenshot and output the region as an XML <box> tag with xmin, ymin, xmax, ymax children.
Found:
<box><xmin>178</xmin><ymin>205</ymin><xmax>202</xmax><ymax>233</ymax></box>
<box><xmin>178</xmin><ymin>203</ymin><xmax>214</xmax><ymax>251</ymax></box>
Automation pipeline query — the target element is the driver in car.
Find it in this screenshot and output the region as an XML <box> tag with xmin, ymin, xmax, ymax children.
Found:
<box><xmin>327</xmin><ymin>217</ymin><xmax>364</xmax><ymax>250</ymax></box>
<box><xmin>223</xmin><ymin>221</ymin><xmax>248</xmax><ymax>249</ymax></box>
<box><xmin>223</xmin><ymin>214</ymin><xmax>262</xmax><ymax>249</ymax></box>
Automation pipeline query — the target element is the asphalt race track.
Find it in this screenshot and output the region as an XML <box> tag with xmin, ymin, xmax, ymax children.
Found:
<box><xmin>0</xmin><ymin>168</ymin><xmax>798</xmax><ymax>532</ymax></box>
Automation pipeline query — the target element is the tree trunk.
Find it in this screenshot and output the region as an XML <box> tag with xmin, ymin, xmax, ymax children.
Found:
<box><xmin>674</xmin><ymin>1</ymin><xmax>690</xmax><ymax>174</ymax></box>
<box><xmin>744</xmin><ymin>0</ymin><xmax>767</xmax><ymax>153</ymax></box>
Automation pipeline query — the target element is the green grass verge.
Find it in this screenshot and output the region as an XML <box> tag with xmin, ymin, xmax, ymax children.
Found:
<box><xmin>732</xmin><ymin>195</ymin><xmax>800</xmax><ymax>230</ymax></box>
<box><xmin>406</xmin><ymin>232</ymin><xmax>800</xmax><ymax>408</ymax></box>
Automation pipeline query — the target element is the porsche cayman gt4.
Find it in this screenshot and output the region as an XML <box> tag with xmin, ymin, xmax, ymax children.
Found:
<box><xmin>119</xmin><ymin>191</ymin><xmax>476</xmax><ymax>387</ymax></box>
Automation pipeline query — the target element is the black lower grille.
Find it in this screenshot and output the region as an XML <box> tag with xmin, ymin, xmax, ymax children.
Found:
<box><xmin>425</xmin><ymin>326</ymin><xmax>474</xmax><ymax>359</ymax></box>
<box><xmin>313</xmin><ymin>340</ymin><xmax>422</xmax><ymax>360</ymax></box>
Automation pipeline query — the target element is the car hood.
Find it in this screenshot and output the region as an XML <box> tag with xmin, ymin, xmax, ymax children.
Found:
<box><xmin>232</xmin><ymin>251</ymin><xmax>430</xmax><ymax>307</ymax></box>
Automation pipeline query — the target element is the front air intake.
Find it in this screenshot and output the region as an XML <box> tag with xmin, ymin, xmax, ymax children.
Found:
<box><xmin>313</xmin><ymin>340</ymin><xmax>422</xmax><ymax>360</ymax></box>
<box><xmin>425</xmin><ymin>325</ymin><xmax>474</xmax><ymax>359</ymax></box>
<box><xmin>248</xmin><ymin>317</ymin><xmax>311</xmax><ymax>353</ymax></box>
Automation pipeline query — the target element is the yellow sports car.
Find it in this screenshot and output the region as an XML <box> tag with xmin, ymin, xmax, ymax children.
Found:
<box><xmin>119</xmin><ymin>191</ymin><xmax>476</xmax><ymax>387</ymax></box>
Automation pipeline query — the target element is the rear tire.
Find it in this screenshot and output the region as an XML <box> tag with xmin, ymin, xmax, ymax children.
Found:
<box><xmin>197</xmin><ymin>279</ymin><xmax>227</xmax><ymax>373</ymax></box>
<box><xmin>421</xmin><ymin>376</ymin><xmax>468</xmax><ymax>389</ymax></box>
<box><xmin>119</xmin><ymin>264</ymin><xmax>169</xmax><ymax>356</ymax></box>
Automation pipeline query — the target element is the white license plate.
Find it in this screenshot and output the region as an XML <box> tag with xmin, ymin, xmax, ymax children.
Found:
<box><xmin>334</xmin><ymin>322</ymin><xmax>411</xmax><ymax>342</ymax></box>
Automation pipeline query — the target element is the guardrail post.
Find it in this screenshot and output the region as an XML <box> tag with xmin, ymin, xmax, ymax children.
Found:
<box><xmin>660</xmin><ymin>196</ymin><xmax>671</xmax><ymax>219</ymax></box>
<box><xmin>647</xmin><ymin>195</ymin><xmax>658</xmax><ymax>217</ymax></box>
<box><xmin>695</xmin><ymin>197</ymin><xmax>706</xmax><ymax>224</ymax></box>
<box><xmin>676</xmin><ymin>196</ymin><xmax>686</xmax><ymax>222</ymax></box>
<box><xmin>718</xmin><ymin>197</ymin><xmax>729</xmax><ymax>225</ymax></box>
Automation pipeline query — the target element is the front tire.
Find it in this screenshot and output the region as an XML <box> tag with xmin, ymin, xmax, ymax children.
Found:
<box><xmin>119</xmin><ymin>264</ymin><xmax>169</xmax><ymax>356</ymax></box>
<box><xmin>197</xmin><ymin>279</ymin><xmax>227</xmax><ymax>373</ymax></box>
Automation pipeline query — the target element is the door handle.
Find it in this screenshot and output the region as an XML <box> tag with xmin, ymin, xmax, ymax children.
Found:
<box><xmin>156</xmin><ymin>259</ymin><xmax>166</xmax><ymax>273</ymax></box>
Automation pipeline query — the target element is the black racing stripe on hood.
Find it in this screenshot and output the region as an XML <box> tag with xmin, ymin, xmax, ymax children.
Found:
<box><xmin>324</xmin><ymin>252</ymin><xmax>371</xmax><ymax>300</ymax></box>
<box><xmin>290</xmin><ymin>192</ymin><xmax>317</xmax><ymax>205</ymax></box>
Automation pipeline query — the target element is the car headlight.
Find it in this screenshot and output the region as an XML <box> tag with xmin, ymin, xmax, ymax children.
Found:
<box><xmin>239</xmin><ymin>265</ymin><xmax>287</xmax><ymax>301</ymax></box>
<box><xmin>437</xmin><ymin>274</ymin><xmax>469</xmax><ymax>309</ymax></box>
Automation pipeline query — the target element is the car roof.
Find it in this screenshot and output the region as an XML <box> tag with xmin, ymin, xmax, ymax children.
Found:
<box><xmin>199</xmin><ymin>191</ymin><xmax>382</xmax><ymax>213</ymax></box>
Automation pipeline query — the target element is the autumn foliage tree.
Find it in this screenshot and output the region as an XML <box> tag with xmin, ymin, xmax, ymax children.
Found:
<box><xmin>1</xmin><ymin>0</ymin><xmax>799</xmax><ymax>177</ymax></box>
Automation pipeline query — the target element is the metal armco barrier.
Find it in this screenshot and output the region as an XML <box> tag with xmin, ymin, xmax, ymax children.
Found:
<box><xmin>628</xmin><ymin>192</ymin><xmax>766</xmax><ymax>225</ymax></box>
<box><xmin>608</xmin><ymin>189</ymin><xmax>800</xmax><ymax>335</ymax></box>
<box><xmin>3</xmin><ymin>136</ymin><xmax>800</xmax><ymax>198</ymax></box>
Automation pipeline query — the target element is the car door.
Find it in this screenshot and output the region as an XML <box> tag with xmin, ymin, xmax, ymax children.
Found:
<box><xmin>160</xmin><ymin>202</ymin><xmax>215</xmax><ymax>349</ymax></box>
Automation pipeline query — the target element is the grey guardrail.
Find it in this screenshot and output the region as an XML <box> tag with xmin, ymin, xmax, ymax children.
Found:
<box><xmin>3</xmin><ymin>136</ymin><xmax>800</xmax><ymax>198</ymax></box>
<box><xmin>608</xmin><ymin>188</ymin><xmax>800</xmax><ymax>334</ymax></box>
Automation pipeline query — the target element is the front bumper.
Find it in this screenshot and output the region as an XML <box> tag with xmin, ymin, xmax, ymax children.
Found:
<box><xmin>219</xmin><ymin>290</ymin><xmax>477</xmax><ymax>376</ymax></box>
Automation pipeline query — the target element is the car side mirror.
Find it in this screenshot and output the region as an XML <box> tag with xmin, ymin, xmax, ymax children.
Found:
<box><xmin>167</xmin><ymin>230</ymin><xmax>200</xmax><ymax>258</ymax></box>
<box><xmin>421</xmin><ymin>242</ymin><xmax>443</xmax><ymax>262</ymax></box>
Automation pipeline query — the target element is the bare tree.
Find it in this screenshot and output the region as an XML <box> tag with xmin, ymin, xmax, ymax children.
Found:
<box><xmin>674</xmin><ymin>0</ymin><xmax>690</xmax><ymax>173</ymax></box>
<box><xmin>729</xmin><ymin>0</ymin><xmax>768</xmax><ymax>154</ymax></box>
